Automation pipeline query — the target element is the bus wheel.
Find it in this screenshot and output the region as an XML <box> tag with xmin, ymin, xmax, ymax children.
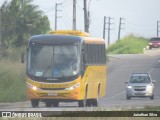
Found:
<box><xmin>78</xmin><ymin>98</ymin><xmax>92</xmax><ymax>107</ymax></box>
<box><xmin>92</xmin><ymin>98</ymin><xmax>98</xmax><ymax>107</ymax></box>
<box><xmin>91</xmin><ymin>94</ymin><xmax>99</xmax><ymax>107</ymax></box>
<box><xmin>45</xmin><ymin>100</ymin><xmax>52</xmax><ymax>107</ymax></box>
<box><xmin>52</xmin><ymin>101</ymin><xmax>59</xmax><ymax>107</ymax></box>
<box><xmin>31</xmin><ymin>99</ymin><xmax>39</xmax><ymax>108</ymax></box>
<box><xmin>78</xmin><ymin>99</ymin><xmax>86</xmax><ymax>107</ymax></box>
<box><xmin>78</xmin><ymin>92</ymin><xmax>87</xmax><ymax>107</ymax></box>
<box><xmin>86</xmin><ymin>100</ymin><xmax>92</xmax><ymax>106</ymax></box>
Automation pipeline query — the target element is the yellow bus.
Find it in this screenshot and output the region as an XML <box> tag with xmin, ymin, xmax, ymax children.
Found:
<box><xmin>26</xmin><ymin>30</ymin><xmax>106</xmax><ymax>107</ymax></box>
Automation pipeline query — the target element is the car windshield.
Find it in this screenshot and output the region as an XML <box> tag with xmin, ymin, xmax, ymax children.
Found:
<box><xmin>129</xmin><ymin>74</ymin><xmax>151</xmax><ymax>83</ymax></box>
<box><xmin>150</xmin><ymin>38</ymin><xmax>160</xmax><ymax>41</ymax></box>
<box><xmin>27</xmin><ymin>44</ymin><xmax>80</xmax><ymax>78</ymax></box>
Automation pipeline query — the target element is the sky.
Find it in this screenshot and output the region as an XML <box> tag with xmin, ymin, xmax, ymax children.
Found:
<box><xmin>1</xmin><ymin>0</ymin><xmax>160</xmax><ymax>44</ymax></box>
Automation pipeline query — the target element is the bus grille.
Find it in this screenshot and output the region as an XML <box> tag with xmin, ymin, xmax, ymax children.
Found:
<box><xmin>40</xmin><ymin>88</ymin><xmax>65</xmax><ymax>90</ymax></box>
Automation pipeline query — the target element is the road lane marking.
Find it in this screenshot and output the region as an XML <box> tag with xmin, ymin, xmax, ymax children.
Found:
<box><xmin>107</xmin><ymin>90</ymin><xmax>126</xmax><ymax>100</ymax></box>
<box><xmin>148</xmin><ymin>68</ymin><xmax>154</xmax><ymax>74</ymax></box>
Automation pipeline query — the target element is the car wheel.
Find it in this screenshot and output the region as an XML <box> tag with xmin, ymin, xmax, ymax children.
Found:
<box><xmin>150</xmin><ymin>94</ymin><xmax>154</xmax><ymax>99</ymax></box>
<box><xmin>126</xmin><ymin>95</ymin><xmax>131</xmax><ymax>100</ymax></box>
<box><xmin>149</xmin><ymin>46</ymin><xmax>152</xmax><ymax>49</ymax></box>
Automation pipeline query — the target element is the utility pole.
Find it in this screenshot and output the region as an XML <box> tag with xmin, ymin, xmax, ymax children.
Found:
<box><xmin>103</xmin><ymin>16</ymin><xmax>114</xmax><ymax>46</ymax></box>
<box><xmin>55</xmin><ymin>3</ymin><xmax>62</xmax><ymax>30</ymax></box>
<box><xmin>84</xmin><ymin>0</ymin><xmax>89</xmax><ymax>32</ymax></box>
<box><xmin>103</xmin><ymin>16</ymin><xmax>106</xmax><ymax>40</ymax></box>
<box><xmin>118</xmin><ymin>17</ymin><xmax>125</xmax><ymax>40</ymax></box>
<box><xmin>107</xmin><ymin>17</ymin><xmax>111</xmax><ymax>46</ymax></box>
<box><xmin>157</xmin><ymin>21</ymin><xmax>160</xmax><ymax>37</ymax></box>
<box><xmin>73</xmin><ymin>0</ymin><xmax>76</xmax><ymax>30</ymax></box>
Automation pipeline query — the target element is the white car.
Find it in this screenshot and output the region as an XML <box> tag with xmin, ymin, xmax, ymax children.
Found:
<box><xmin>125</xmin><ymin>73</ymin><xmax>156</xmax><ymax>100</ymax></box>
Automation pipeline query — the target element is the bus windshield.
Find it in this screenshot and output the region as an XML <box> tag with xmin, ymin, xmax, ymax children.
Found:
<box><xmin>27</xmin><ymin>44</ymin><xmax>80</xmax><ymax>78</ymax></box>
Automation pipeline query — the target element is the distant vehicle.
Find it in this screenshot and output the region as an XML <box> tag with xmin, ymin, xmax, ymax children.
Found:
<box><xmin>149</xmin><ymin>37</ymin><xmax>160</xmax><ymax>49</ymax></box>
<box><xmin>125</xmin><ymin>73</ymin><xmax>156</xmax><ymax>100</ymax></box>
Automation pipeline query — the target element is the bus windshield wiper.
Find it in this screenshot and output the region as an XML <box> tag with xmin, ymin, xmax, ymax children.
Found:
<box><xmin>42</xmin><ymin>65</ymin><xmax>51</xmax><ymax>77</ymax></box>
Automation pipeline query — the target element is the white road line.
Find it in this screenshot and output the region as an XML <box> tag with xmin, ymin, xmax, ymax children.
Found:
<box><xmin>107</xmin><ymin>90</ymin><xmax>126</xmax><ymax>100</ymax></box>
<box><xmin>148</xmin><ymin>68</ymin><xmax>154</xmax><ymax>74</ymax></box>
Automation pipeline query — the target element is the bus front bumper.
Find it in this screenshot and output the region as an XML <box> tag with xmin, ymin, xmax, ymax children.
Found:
<box><xmin>27</xmin><ymin>85</ymin><xmax>83</xmax><ymax>100</ymax></box>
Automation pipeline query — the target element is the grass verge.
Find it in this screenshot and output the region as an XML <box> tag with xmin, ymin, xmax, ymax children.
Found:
<box><xmin>0</xmin><ymin>48</ymin><xmax>26</xmax><ymax>102</ymax></box>
<box><xmin>107</xmin><ymin>35</ymin><xmax>149</xmax><ymax>54</ymax></box>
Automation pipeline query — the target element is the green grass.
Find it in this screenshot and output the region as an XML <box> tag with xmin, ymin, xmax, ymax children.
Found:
<box><xmin>107</xmin><ymin>35</ymin><xmax>149</xmax><ymax>54</ymax></box>
<box><xmin>138</xmin><ymin>106</ymin><xmax>160</xmax><ymax>111</ymax></box>
<box><xmin>0</xmin><ymin>48</ymin><xmax>26</xmax><ymax>102</ymax></box>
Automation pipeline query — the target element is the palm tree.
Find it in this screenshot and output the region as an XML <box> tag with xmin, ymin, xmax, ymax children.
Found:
<box><xmin>1</xmin><ymin>0</ymin><xmax>50</xmax><ymax>48</ymax></box>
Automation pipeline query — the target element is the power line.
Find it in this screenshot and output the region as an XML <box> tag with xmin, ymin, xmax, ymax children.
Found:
<box><xmin>61</xmin><ymin>18</ymin><xmax>70</xmax><ymax>29</ymax></box>
<box><xmin>62</xmin><ymin>7</ymin><xmax>72</xmax><ymax>29</ymax></box>
<box><xmin>62</xmin><ymin>12</ymin><xmax>72</xmax><ymax>27</ymax></box>
<box><xmin>126</xmin><ymin>27</ymin><xmax>155</xmax><ymax>31</ymax></box>
<box><xmin>127</xmin><ymin>20</ymin><xmax>156</xmax><ymax>27</ymax></box>
<box><xmin>44</xmin><ymin>7</ymin><xmax>55</xmax><ymax>13</ymax></box>
<box><xmin>76</xmin><ymin>0</ymin><xmax>83</xmax><ymax>11</ymax></box>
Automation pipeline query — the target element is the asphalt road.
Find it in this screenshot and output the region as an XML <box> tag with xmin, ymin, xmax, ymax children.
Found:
<box><xmin>100</xmin><ymin>48</ymin><xmax>160</xmax><ymax>109</ymax></box>
<box><xmin>1</xmin><ymin>48</ymin><xmax>160</xmax><ymax>111</ymax></box>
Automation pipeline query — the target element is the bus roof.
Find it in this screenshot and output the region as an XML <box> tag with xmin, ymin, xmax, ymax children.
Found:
<box><xmin>29</xmin><ymin>34</ymin><xmax>82</xmax><ymax>45</ymax></box>
<box><xmin>83</xmin><ymin>36</ymin><xmax>105</xmax><ymax>44</ymax></box>
<box><xmin>49</xmin><ymin>30</ymin><xmax>105</xmax><ymax>44</ymax></box>
<box><xmin>29</xmin><ymin>30</ymin><xmax>105</xmax><ymax>45</ymax></box>
<box><xmin>49</xmin><ymin>30</ymin><xmax>90</xmax><ymax>37</ymax></box>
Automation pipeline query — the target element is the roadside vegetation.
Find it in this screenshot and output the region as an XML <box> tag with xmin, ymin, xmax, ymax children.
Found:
<box><xmin>0</xmin><ymin>0</ymin><xmax>50</xmax><ymax>49</ymax></box>
<box><xmin>0</xmin><ymin>48</ymin><xmax>26</xmax><ymax>102</ymax></box>
<box><xmin>106</xmin><ymin>35</ymin><xmax>149</xmax><ymax>54</ymax></box>
<box><xmin>0</xmin><ymin>0</ymin><xmax>50</xmax><ymax>102</ymax></box>
<box><xmin>138</xmin><ymin>106</ymin><xmax>160</xmax><ymax>111</ymax></box>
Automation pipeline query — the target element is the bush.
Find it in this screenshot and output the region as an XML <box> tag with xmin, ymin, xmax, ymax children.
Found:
<box><xmin>0</xmin><ymin>48</ymin><xmax>27</xmax><ymax>102</ymax></box>
<box><xmin>107</xmin><ymin>35</ymin><xmax>149</xmax><ymax>54</ymax></box>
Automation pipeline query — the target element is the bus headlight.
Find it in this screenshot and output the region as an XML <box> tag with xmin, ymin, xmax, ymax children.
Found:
<box><xmin>26</xmin><ymin>82</ymin><xmax>41</xmax><ymax>91</ymax></box>
<box><xmin>65</xmin><ymin>83</ymin><xmax>80</xmax><ymax>90</ymax></box>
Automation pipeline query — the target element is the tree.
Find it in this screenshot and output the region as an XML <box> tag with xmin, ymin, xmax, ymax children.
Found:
<box><xmin>0</xmin><ymin>0</ymin><xmax>51</xmax><ymax>48</ymax></box>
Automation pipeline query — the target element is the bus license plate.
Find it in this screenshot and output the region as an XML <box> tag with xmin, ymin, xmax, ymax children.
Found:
<box><xmin>48</xmin><ymin>93</ymin><xmax>57</xmax><ymax>96</ymax></box>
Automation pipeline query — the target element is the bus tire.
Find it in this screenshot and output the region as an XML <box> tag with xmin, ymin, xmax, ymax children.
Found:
<box><xmin>45</xmin><ymin>100</ymin><xmax>52</xmax><ymax>107</ymax></box>
<box><xmin>53</xmin><ymin>101</ymin><xmax>59</xmax><ymax>107</ymax></box>
<box><xmin>31</xmin><ymin>99</ymin><xmax>39</xmax><ymax>108</ymax></box>
<box><xmin>78</xmin><ymin>86</ymin><xmax>88</xmax><ymax>107</ymax></box>
<box><xmin>92</xmin><ymin>99</ymin><xmax>98</xmax><ymax>107</ymax></box>
<box><xmin>78</xmin><ymin>98</ymin><xmax>87</xmax><ymax>107</ymax></box>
